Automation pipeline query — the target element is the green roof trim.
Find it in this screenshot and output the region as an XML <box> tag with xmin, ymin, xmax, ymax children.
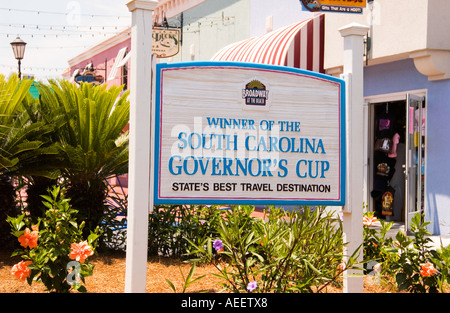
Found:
<box><xmin>29</xmin><ymin>81</ymin><xmax>40</xmax><ymax>99</ymax></box>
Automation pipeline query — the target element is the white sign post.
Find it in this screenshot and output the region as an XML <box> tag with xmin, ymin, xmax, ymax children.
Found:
<box><xmin>339</xmin><ymin>22</ymin><xmax>369</xmax><ymax>293</ymax></box>
<box><xmin>124</xmin><ymin>0</ymin><xmax>158</xmax><ymax>293</ymax></box>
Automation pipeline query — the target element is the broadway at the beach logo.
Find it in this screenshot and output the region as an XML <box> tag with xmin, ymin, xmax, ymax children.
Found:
<box><xmin>242</xmin><ymin>80</ymin><xmax>269</xmax><ymax>106</ymax></box>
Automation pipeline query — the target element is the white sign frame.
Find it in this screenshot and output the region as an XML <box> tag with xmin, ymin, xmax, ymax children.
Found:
<box><xmin>154</xmin><ymin>61</ymin><xmax>346</xmax><ymax>206</ymax></box>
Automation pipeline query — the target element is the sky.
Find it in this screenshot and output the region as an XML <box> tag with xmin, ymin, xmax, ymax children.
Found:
<box><xmin>0</xmin><ymin>0</ymin><xmax>134</xmax><ymax>82</ymax></box>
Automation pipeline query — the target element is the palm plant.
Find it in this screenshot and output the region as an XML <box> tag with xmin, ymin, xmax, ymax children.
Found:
<box><xmin>36</xmin><ymin>80</ymin><xmax>130</xmax><ymax>234</ymax></box>
<box><xmin>0</xmin><ymin>74</ymin><xmax>35</xmax><ymax>249</ymax></box>
<box><xmin>17</xmin><ymin>89</ymin><xmax>65</xmax><ymax>218</ymax></box>
<box><xmin>0</xmin><ymin>74</ymin><xmax>36</xmax><ymax>171</ymax></box>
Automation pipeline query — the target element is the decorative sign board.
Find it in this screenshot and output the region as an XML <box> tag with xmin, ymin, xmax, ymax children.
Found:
<box><xmin>152</xmin><ymin>28</ymin><xmax>180</xmax><ymax>58</ymax></box>
<box><xmin>154</xmin><ymin>62</ymin><xmax>345</xmax><ymax>206</ymax></box>
<box><xmin>73</xmin><ymin>64</ymin><xmax>104</xmax><ymax>85</ymax></box>
<box><xmin>74</xmin><ymin>74</ymin><xmax>104</xmax><ymax>84</ymax></box>
<box><xmin>300</xmin><ymin>0</ymin><xmax>365</xmax><ymax>13</ymax></box>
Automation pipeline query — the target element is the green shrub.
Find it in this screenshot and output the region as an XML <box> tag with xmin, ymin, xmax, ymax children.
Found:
<box><xmin>363</xmin><ymin>211</ymin><xmax>396</xmax><ymax>274</ymax></box>
<box><xmin>187</xmin><ymin>205</ymin><xmax>358</xmax><ymax>293</ymax></box>
<box><xmin>148</xmin><ymin>205</ymin><xmax>222</xmax><ymax>258</ymax></box>
<box><xmin>392</xmin><ymin>213</ymin><xmax>441</xmax><ymax>293</ymax></box>
<box><xmin>363</xmin><ymin>211</ymin><xmax>450</xmax><ymax>293</ymax></box>
<box><xmin>7</xmin><ymin>186</ymin><xmax>100</xmax><ymax>293</ymax></box>
<box><xmin>36</xmin><ymin>80</ymin><xmax>130</xmax><ymax>236</ymax></box>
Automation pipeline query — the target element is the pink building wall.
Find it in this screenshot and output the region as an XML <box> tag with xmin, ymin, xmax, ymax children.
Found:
<box><xmin>69</xmin><ymin>38</ymin><xmax>131</xmax><ymax>89</ymax></box>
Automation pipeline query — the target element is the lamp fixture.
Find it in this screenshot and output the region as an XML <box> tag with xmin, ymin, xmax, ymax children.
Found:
<box><xmin>10</xmin><ymin>36</ymin><xmax>27</xmax><ymax>79</ymax></box>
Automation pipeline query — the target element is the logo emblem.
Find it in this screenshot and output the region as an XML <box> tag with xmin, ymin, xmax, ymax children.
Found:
<box><xmin>301</xmin><ymin>0</ymin><xmax>321</xmax><ymax>12</ymax></box>
<box><xmin>242</xmin><ymin>80</ymin><xmax>269</xmax><ymax>106</ymax></box>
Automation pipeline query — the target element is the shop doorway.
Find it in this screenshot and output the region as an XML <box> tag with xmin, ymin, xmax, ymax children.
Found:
<box><xmin>368</xmin><ymin>95</ymin><xmax>426</xmax><ymax>231</ymax></box>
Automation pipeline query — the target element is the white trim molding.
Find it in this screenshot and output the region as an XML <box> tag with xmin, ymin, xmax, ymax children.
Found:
<box><xmin>410</xmin><ymin>49</ymin><xmax>450</xmax><ymax>81</ymax></box>
<box><xmin>364</xmin><ymin>88</ymin><xmax>427</xmax><ymax>104</ymax></box>
<box><xmin>67</xmin><ymin>28</ymin><xmax>131</xmax><ymax>67</ymax></box>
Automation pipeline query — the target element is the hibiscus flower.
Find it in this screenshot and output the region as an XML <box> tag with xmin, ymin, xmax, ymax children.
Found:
<box><xmin>11</xmin><ymin>260</ymin><xmax>32</xmax><ymax>281</ymax></box>
<box><xmin>69</xmin><ymin>241</ymin><xmax>94</xmax><ymax>264</ymax></box>
<box><xmin>18</xmin><ymin>226</ymin><xmax>39</xmax><ymax>249</ymax></box>
<box><xmin>419</xmin><ymin>262</ymin><xmax>437</xmax><ymax>277</ymax></box>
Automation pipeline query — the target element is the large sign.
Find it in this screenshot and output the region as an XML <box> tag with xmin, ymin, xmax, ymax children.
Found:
<box><xmin>154</xmin><ymin>62</ymin><xmax>346</xmax><ymax>206</ymax></box>
<box><xmin>152</xmin><ymin>28</ymin><xmax>180</xmax><ymax>58</ymax></box>
<box><xmin>301</xmin><ymin>0</ymin><xmax>365</xmax><ymax>13</ymax></box>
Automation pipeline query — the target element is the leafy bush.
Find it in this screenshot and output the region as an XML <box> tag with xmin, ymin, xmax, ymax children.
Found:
<box><xmin>0</xmin><ymin>75</ymin><xmax>47</xmax><ymax>251</ymax></box>
<box><xmin>7</xmin><ymin>186</ymin><xmax>100</xmax><ymax>293</ymax></box>
<box><xmin>35</xmin><ymin>80</ymin><xmax>130</xmax><ymax>236</ymax></box>
<box><xmin>392</xmin><ymin>213</ymin><xmax>441</xmax><ymax>292</ymax></box>
<box><xmin>148</xmin><ymin>205</ymin><xmax>222</xmax><ymax>258</ymax></box>
<box><xmin>363</xmin><ymin>211</ymin><xmax>395</xmax><ymax>273</ymax></box>
<box><xmin>187</xmin><ymin>205</ymin><xmax>358</xmax><ymax>293</ymax></box>
<box><xmin>432</xmin><ymin>243</ymin><xmax>450</xmax><ymax>292</ymax></box>
<box><xmin>363</xmin><ymin>211</ymin><xmax>450</xmax><ymax>293</ymax></box>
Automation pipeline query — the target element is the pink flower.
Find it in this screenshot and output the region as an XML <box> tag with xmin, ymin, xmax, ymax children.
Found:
<box><xmin>11</xmin><ymin>260</ymin><xmax>32</xmax><ymax>281</ymax></box>
<box><xmin>247</xmin><ymin>280</ymin><xmax>258</xmax><ymax>292</ymax></box>
<box><xmin>69</xmin><ymin>241</ymin><xmax>94</xmax><ymax>264</ymax></box>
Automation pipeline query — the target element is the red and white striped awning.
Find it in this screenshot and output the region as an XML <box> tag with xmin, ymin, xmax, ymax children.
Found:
<box><xmin>211</xmin><ymin>14</ymin><xmax>324</xmax><ymax>73</ymax></box>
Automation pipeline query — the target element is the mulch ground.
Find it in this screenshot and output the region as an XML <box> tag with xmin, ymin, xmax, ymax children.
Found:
<box><xmin>0</xmin><ymin>249</ymin><xmax>393</xmax><ymax>293</ymax></box>
<box><xmin>0</xmin><ymin>249</ymin><xmax>220</xmax><ymax>293</ymax></box>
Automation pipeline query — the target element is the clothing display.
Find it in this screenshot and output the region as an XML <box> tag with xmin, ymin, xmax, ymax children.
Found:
<box><xmin>370</xmin><ymin>101</ymin><xmax>424</xmax><ymax>222</ymax></box>
<box><xmin>375</xmin><ymin>137</ymin><xmax>392</xmax><ymax>153</ymax></box>
<box><xmin>381</xmin><ymin>186</ymin><xmax>395</xmax><ymax>216</ymax></box>
<box><xmin>371</xmin><ymin>103</ymin><xmax>402</xmax><ymax>219</ymax></box>
<box><xmin>376</xmin><ymin>108</ymin><xmax>396</xmax><ymax>139</ymax></box>
<box><xmin>388</xmin><ymin>133</ymin><xmax>400</xmax><ymax>158</ymax></box>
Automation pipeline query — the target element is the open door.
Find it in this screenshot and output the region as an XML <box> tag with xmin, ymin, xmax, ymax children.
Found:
<box><xmin>405</xmin><ymin>94</ymin><xmax>426</xmax><ymax>232</ymax></box>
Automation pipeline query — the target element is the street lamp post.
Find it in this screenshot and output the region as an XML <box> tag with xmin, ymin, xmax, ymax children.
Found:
<box><xmin>10</xmin><ymin>37</ymin><xmax>27</xmax><ymax>79</ymax></box>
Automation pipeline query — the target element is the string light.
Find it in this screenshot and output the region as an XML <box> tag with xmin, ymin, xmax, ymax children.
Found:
<box><xmin>0</xmin><ymin>31</ymin><xmax>128</xmax><ymax>38</ymax></box>
<box><xmin>0</xmin><ymin>22</ymin><xmax>125</xmax><ymax>32</ymax></box>
<box><xmin>0</xmin><ymin>63</ymin><xmax>67</xmax><ymax>71</ymax></box>
<box><xmin>0</xmin><ymin>7</ymin><xmax>132</xmax><ymax>80</ymax></box>
<box><xmin>0</xmin><ymin>7</ymin><xmax>130</xmax><ymax>19</ymax></box>
<box><xmin>0</xmin><ymin>45</ymin><xmax>91</xmax><ymax>50</ymax></box>
<box><xmin>0</xmin><ymin>21</ymin><xmax>130</xmax><ymax>39</ymax></box>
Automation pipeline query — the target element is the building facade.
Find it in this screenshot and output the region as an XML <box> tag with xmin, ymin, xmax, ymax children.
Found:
<box><xmin>64</xmin><ymin>0</ymin><xmax>450</xmax><ymax>235</ymax></box>
<box><xmin>323</xmin><ymin>0</ymin><xmax>450</xmax><ymax>235</ymax></box>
